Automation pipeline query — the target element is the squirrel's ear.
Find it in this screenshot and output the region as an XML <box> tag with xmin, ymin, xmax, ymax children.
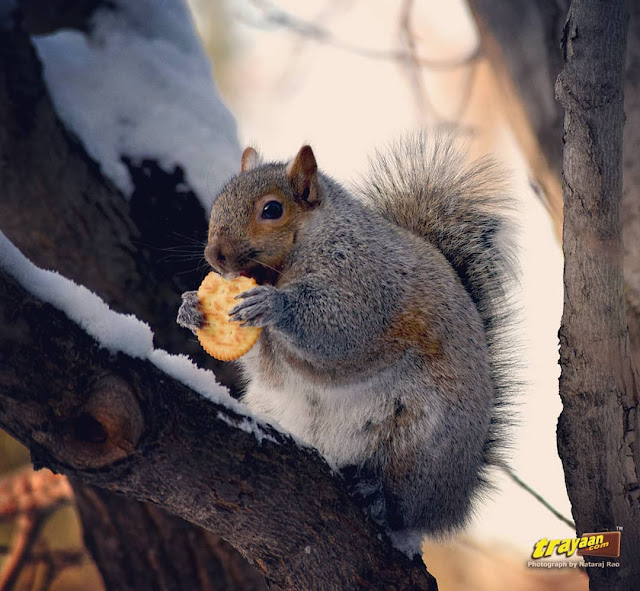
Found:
<box><xmin>286</xmin><ymin>145</ymin><xmax>320</xmax><ymax>206</ymax></box>
<box><xmin>241</xmin><ymin>147</ymin><xmax>262</xmax><ymax>172</ymax></box>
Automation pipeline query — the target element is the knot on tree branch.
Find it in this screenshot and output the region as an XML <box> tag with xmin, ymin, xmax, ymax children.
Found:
<box><xmin>33</xmin><ymin>374</ymin><xmax>143</xmax><ymax>469</ymax></box>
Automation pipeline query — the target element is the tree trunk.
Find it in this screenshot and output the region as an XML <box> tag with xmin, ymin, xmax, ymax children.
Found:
<box><xmin>469</xmin><ymin>2</ymin><xmax>640</xmax><ymax>586</ymax></box>
<box><xmin>556</xmin><ymin>2</ymin><xmax>640</xmax><ymax>590</ymax></box>
<box><xmin>467</xmin><ymin>0</ymin><xmax>568</xmax><ymax>240</ymax></box>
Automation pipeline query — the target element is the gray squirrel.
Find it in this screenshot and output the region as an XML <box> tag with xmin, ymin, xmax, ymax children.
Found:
<box><xmin>177</xmin><ymin>131</ymin><xmax>516</xmax><ymax>552</ymax></box>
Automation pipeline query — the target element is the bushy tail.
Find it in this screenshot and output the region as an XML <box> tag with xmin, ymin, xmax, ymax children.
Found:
<box><xmin>355</xmin><ymin>130</ymin><xmax>518</xmax><ymax>466</ymax></box>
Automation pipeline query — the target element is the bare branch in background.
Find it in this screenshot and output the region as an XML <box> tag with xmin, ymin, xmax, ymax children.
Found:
<box><xmin>243</xmin><ymin>0</ymin><xmax>481</xmax><ymax>123</ymax></box>
<box><xmin>399</xmin><ymin>0</ymin><xmax>431</xmax><ymax>120</ymax></box>
<box><xmin>0</xmin><ymin>469</ymin><xmax>74</xmax><ymax>591</ymax></box>
<box><xmin>241</xmin><ymin>0</ymin><xmax>480</xmax><ymax>69</ymax></box>
<box><xmin>0</xmin><ymin>514</ymin><xmax>45</xmax><ymax>590</ymax></box>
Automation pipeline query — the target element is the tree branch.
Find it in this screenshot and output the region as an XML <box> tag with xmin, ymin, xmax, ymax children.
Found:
<box><xmin>0</xmin><ymin>259</ymin><xmax>436</xmax><ymax>590</ymax></box>
<box><xmin>0</xmin><ymin>3</ymin><xmax>238</xmax><ymax>390</ymax></box>
<box><xmin>0</xmin><ymin>3</ymin><xmax>438</xmax><ymax>588</ymax></box>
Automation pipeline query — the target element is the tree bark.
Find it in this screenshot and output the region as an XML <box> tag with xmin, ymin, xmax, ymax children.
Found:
<box><xmin>556</xmin><ymin>2</ymin><xmax>640</xmax><ymax>590</ymax></box>
<box><xmin>0</xmin><ymin>263</ymin><xmax>437</xmax><ymax>591</ymax></box>
<box><xmin>1</xmin><ymin>1</ymin><xmax>240</xmax><ymax>393</ymax></box>
<box><xmin>469</xmin><ymin>3</ymin><xmax>640</xmax><ymax>585</ymax></box>
<box><xmin>73</xmin><ymin>486</ymin><xmax>268</xmax><ymax>591</ymax></box>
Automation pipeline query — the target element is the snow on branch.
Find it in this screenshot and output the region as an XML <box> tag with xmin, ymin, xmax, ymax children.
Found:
<box><xmin>31</xmin><ymin>0</ymin><xmax>241</xmax><ymax>208</ymax></box>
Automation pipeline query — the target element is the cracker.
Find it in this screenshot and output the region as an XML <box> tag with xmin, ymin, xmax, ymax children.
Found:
<box><xmin>196</xmin><ymin>272</ymin><xmax>262</xmax><ymax>361</ymax></box>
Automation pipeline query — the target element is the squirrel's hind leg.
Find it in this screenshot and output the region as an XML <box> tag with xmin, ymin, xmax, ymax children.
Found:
<box><xmin>341</xmin><ymin>463</ymin><xmax>425</xmax><ymax>557</ymax></box>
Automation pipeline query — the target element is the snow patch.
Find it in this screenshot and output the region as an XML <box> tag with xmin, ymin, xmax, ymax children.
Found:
<box><xmin>149</xmin><ymin>349</ymin><xmax>246</xmax><ymax>415</ymax></box>
<box><xmin>216</xmin><ymin>412</ymin><xmax>279</xmax><ymax>445</ymax></box>
<box><xmin>0</xmin><ymin>231</ymin><xmax>153</xmax><ymax>359</ymax></box>
<box><xmin>388</xmin><ymin>529</ymin><xmax>425</xmax><ymax>559</ymax></box>
<box><xmin>32</xmin><ymin>0</ymin><xmax>241</xmax><ymax>210</ymax></box>
<box><xmin>0</xmin><ymin>230</ymin><xmax>280</xmax><ymax>441</ymax></box>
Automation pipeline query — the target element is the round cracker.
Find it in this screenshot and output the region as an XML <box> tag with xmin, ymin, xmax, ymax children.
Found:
<box><xmin>196</xmin><ymin>272</ymin><xmax>262</xmax><ymax>361</ymax></box>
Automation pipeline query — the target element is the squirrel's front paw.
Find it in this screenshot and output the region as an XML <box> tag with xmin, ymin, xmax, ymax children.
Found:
<box><xmin>229</xmin><ymin>286</ymin><xmax>285</xmax><ymax>328</ymax></box>
<box><xmin>177</xmin><ymin>291</ymin><xmax>206</xmax><ymax>334</ymax></box>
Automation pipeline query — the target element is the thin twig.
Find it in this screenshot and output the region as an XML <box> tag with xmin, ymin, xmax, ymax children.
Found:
<box><xmin>451</xmin><ymin>52</ymin><xmax>480</xmax><ymax>121</ymax></box>
<box><xmin>240</xmin><ymin>0</ymin><xmax>481</xmax><ymax>70</ymax></box>
<box><xmin>0</xmin><ymin>512</ymin><xmax>46</xmax><ymax>591</ymax></box>
<box><xmin>399</xmin><ymin>0</ymin><xmax>431</xmax><ymax>121</ymax></box>
<box><xmin>500</xmin><ymin>464</ymin><xmax>576</xmax><ymax>530</ymax></box>
<box><xmin>277</xmin><ymin>0</ymin><xmax>354</xmax><ymax>91</ymax></box>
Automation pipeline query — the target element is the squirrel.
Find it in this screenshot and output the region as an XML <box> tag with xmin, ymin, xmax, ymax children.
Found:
<box><xmin>177</xmin><ymin>131</ymin><xmax>516</xmax><ymax>553</ymax></box>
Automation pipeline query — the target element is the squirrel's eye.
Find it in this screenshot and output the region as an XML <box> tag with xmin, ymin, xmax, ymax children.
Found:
<box><xmin>261</xmin><ymin>200</ymin><xmax>284</xmax><ymax>220</ymax></box>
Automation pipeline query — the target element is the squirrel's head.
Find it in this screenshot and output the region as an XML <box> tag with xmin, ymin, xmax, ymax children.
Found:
<box><xmin>205</xmin><ymin>145</ymin><xmax>321</xmax><ymax>285</ymax></box>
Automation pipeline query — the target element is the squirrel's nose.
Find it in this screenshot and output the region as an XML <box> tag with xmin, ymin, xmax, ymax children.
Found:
<box><xmin>204</xmin><ymin>242</ymin><xmax>228</xmax><ymax>270</ymax></box>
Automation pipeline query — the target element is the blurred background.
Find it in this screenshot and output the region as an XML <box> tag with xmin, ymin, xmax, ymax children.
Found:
<box><xmin>0</xmin><ymin>1</ymin><xmax>585</xmax><ymax>589</ymax></box>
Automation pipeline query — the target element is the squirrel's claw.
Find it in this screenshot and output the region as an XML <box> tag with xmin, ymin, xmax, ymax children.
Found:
<box><xmin>177</xmin><ymin>291</ymin><xmax>206</xmax><ymax>334</ymax></box>
<box><xmin>230</xmin><ymin>286</ymin><xmax>284</xmax><ymax>327</ymax></box>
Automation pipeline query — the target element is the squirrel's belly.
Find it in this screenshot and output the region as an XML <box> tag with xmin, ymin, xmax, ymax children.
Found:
<box><xmin>239</xmin><ymin>337</ymin><xmax>440</xmax><ymax>467</ymax></box>
<box><xmin>242</xmin><ymin>376</ymin><xmax>392</xmax><ymax>467</ymax></box>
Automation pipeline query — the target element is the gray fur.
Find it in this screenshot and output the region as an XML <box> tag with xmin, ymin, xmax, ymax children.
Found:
<box><xmin>179</xmin><ymin>132</ymin><xmax>516</xmax><ymax>550</ymax></box>
<box><xmin>177</xmin><ymin>291</ymin><xmax>205</xmax><ymax>332</ymax></box>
